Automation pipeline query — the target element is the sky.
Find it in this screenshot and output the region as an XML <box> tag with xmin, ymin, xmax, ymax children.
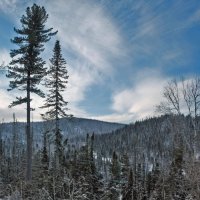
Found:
<box><xmin>0</xmin><ymin>0</ymin><xmax>200</xmax><ymax>123</ymax></box>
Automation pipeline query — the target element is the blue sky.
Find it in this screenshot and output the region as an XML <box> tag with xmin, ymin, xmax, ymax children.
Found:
<box><xmin>0</xmin><ymin>0</ymin><xmax>200</xmax><ymax>123</ymax></box>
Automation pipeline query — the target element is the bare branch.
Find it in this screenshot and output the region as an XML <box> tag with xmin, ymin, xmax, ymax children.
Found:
<box><xmin>158</xmin><ymin>79</ymin><xmax>181</xmax><ymax>115</ymax></box>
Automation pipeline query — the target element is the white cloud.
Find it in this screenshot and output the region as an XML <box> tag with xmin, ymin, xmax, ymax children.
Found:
<box><xmin>0</xmin><ymin>50</ymin><xmax>10</xmax><ymax>89</ymax></box>
<box><xmin>66</xmin><ymin>63</ymin><xmax>100</xmax><ymax>103</ymax></box>
<box><xmin>0</xmin><ymin>0</ymin><xmax>17</xmax><ymax>12</ymax></box>
<box><xmin>104</xmin><ymin>70</ymin><xmax>169</xmax><ymax>123</ymax></box>
<box><xmin>92</xmin><ymin>113</ymin><xmax>135</xmax><ymax>124</ymax></box>
<box><xmin>0</xmin><ymin>49</ymin><xmax>10</xmax><ymax>66</ymax></box>
<box><xmin>106</xmin><ymin>72</ymin><xmax>199</xmax><ymax>123</ymax></box>
<box><xmin>0</xmin><ymin>89</ymin><xmax>26</xmax><ymax>122</ymax></box>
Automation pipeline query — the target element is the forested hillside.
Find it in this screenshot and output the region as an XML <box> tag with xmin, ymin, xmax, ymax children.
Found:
<box><xmin>92</xmin><ymin>114</ymin><xmax>200</xmax><ymax>199</ymax></box>
<box><xmin>1</xmin><ymin>114</ymin><xmax>200</xmax><ymax>199</ymax></box>
<box><xmin>94</xmin><ymin>114</ymin><xmax>196</xmax><ymax>163</ymax></box>
<box><xmin>0</xmin><ymin>117</ymin><xmax>123</xmax><ymax>145</ymax></box>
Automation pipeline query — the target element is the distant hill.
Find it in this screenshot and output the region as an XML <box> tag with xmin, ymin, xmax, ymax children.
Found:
<box><xmin>94</xmin><ymin>114</ymin><xmax>197</xmax><ymax>166</ymax></box>
<box><xmin>0</xmin><ymin>117</ymin><xmax>125</xmax><ymax>147</ymax></box>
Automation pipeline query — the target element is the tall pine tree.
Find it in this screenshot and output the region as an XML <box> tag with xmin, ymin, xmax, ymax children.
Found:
<box><xmin>41</xmin><ymin>40</ymin><xmax>71</xmax><ymax>167</ymax></box>
<box><xmin>122</xmin><ymin>169</ymin><xmax>134</xmax><ymax>200</ymax></box>
<box><xmin>7</xmin><ymin>4</ymin><xmax>57</xmax><ymax>181</ymax></box>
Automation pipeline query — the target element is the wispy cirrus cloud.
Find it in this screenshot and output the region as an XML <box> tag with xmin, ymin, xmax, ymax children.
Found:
<box><xmin>0</xmin><ymin>0</ymin><xmax>125</xmax><ymax>121</ymax></box>
<box><xmin>126</xmin><ymin>0</ymin><xmax>200</xmax><ymax>69</ymax></box>
<box><xmin>42</xmin><ymin>0</ymin><xmax>125</xmax><ymax>119</ymax></box>
<box><xmin>46</xmin><ymin>0</ymin><xmax>124</xmax><ymax>74</ymax></box>
<box><xmin>0</xmin><ymin>0</ymin><xmax>17</xmax><ymax>12</ymax></box>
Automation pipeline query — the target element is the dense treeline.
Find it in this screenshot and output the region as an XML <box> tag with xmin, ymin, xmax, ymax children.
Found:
<box><xmin>94</xmin><ymin>114</ymin><xmax>200</xmax><ymax>199</ymax></box>
<box><xmin>0</xmin><ymin>114</ymin><xmax>200</xmax><ymax>199</ymax></box>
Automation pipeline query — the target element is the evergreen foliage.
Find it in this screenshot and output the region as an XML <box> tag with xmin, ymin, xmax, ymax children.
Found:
<box><xmin>122</xmin><ymin>169</ymin><xmax>134</xmax><ymax>200</ymax></box>
<box><xmin>41</xmin><ymin>40</ymin><xmax>70</xmax><ymax>122</ymax></box>
<box><xmin>0</xmin><ymin>116</ymin><xmax>199</xmax><ymax>199</ymax></box>
<box><xmin>7</xmin><ymin>3</ymin><xmax>57</xmax><ymax>181</ymax></box>
<box><xmin>41</xmin><ymin>40</ymin><xmax>70</xmax><ymax>167</ymax></box>
<box><xmin>107</xmin><ymin>151</ymin><xmax>121</xmax><ymax>200</ymax></box>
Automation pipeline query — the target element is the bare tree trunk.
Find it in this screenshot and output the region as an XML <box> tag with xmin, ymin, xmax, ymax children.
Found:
<box><xmin>26</xmin><ymin>74</ymin><xmax>32</xmax><ymax>181</ymax></box>
<box><xmin>55</xmin><ymin>68</ymin><xmax>60</xmax><ymax>169</ymax></box>
<box><xmin>53</xmin><ymin>177</ymin><xmax>56</xmax><ymax>200</ymax></box>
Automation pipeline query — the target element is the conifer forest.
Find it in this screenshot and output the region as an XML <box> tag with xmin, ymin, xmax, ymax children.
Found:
<box><xmin>1</xmin><ymin>2</ymin><xmax>200</xmax><ymax>200</ymax></box>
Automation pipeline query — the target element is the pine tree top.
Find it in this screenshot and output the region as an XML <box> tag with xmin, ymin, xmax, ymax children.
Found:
<box><xmin>7</xmin><ymin>3</ymin><xmax>57</xmax><ymax>107</ymax></box>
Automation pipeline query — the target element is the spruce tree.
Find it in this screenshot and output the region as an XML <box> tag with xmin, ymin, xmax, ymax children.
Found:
<box><xmin>41</xmin><ymin>129</ymin><xmax>49</xmax><ymax>186</ymax></box>
<box><xmin>108</xmin><ymin>151</ymin><xmax>120</xmax><ymax>200</ymax></box>
<box><xmin>7</xmin><ymin>4</ymin><xmax>57</xmax><ymax>181</ymax></box>
<box><xmin>89</xmin><ymin>133</ymin><xmax>104</xmax><ymax>199</ymax></box>
<box><xmin>136</xmin><ymin>163</ymin><xmax>147</xmax><ymax>200</ymax></box>
<box><xmin>122</xmin><ymin>169</ymin><xmax>134</xmax><ymax>200</ymax></box>
<box><xmin>41</xmin><ymin>40</ymin><xmax>70</xmax><ymax>167</ymax></box>
<box><xmin>168</xmin><ymin>146</ymin><xmax>188</xmax><ymax>200</ymax></box>
<box><xmin>72</xmin><ymin>135</ymin><xmax>103</xmax><ymax>200</ymax></box>
<box><xmin>90</xmin><ymin>133</ymin><xmax>95</xmax><ymax>174</ymax></box>
<box><xmin>121</xmin><ymin>153</ymin><xmax>130</xmax><ymax>197</ymax></box>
